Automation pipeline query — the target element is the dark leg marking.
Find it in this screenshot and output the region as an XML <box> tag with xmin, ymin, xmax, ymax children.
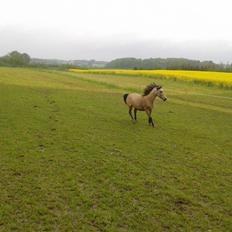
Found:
<box><xmin>134</xmin><ymin>109</ymin><xmax>137</xmax><ymax>121</ymax></box>
<box><xmin>148</xmin><ymin>117</ymin><xmax>155</xmax><ymax>127</ymax></box>
<box><xmin>150</xmin><ymin>117</ymin><xmax>155</xmax><ymax>127</ymax></box>
<box><xmin>129</xmin><ymin>107</ymin><xmax>134</xmax><ymax>120</ymax></box>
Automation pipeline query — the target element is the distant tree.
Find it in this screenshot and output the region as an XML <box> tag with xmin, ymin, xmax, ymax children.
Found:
<box><xmin>0</xmin><ymin>51</ymin><xmax>31</xmax><ymax>66</ymax></box>
<box><xmin>21</xmin><ymin>53</ymin><xmax>31</xmax><ymax>64</ymax></box>
<box><xmin>8</xmin><ymin>51</ymin><xmax>31</xmax><ymax>66</ymax></box>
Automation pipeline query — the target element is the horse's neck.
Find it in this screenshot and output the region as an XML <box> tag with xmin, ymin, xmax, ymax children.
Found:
<box><xmin>147</xmin><ymin>91</ymin><xmax>157</xmax><ymax>103</ymax></box>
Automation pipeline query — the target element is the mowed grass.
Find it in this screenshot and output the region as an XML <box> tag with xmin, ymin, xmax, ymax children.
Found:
<box><xmin>70</xmin><ymin>69</ymin><xmax>232</xmax><ymax>88</ymax></box>
<box><xmin>0</xmin><ymin>67</ymin><xmax>232</xmax><ymax>231</ymax></box>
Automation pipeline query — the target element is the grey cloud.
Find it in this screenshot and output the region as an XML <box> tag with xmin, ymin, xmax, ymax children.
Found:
<box><xmin>1</xmin><ymin>27</ymin><xmax>232</xmax><ymax>63</ymax></box>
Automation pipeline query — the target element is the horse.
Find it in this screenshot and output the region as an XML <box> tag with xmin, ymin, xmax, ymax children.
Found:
<box><xmin>123</xmin><ymin>83</ymin><xmax>167</xmax><ymax>127</ymax></box>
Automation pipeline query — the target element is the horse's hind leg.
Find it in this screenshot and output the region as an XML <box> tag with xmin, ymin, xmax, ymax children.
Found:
<box><xmin>129</xmin><ymin>106</ymin><xmax>134</xmax><ymax>120</ymax></box>
<box><xmin>134</xmin><ymin>109</ymin><xmax>137</xmax><ymax>121</ymax></box>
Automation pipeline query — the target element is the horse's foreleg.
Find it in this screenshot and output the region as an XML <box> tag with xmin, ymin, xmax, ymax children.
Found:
<box><xmin>145</xmin><ymin>109</ymin><xmax>154</xmax><ymax>127</ymax></box>
<box><xmin>134</xmin><ymin>109</ymin><xmax>137</xmax><ymax>121</ymax></box>
<box><xmin>129</xmin><ymin>106</ymin><xmax>134</xmax><ymax>120</ymax></box>
<box><xmin>149</xmin><ymin>117</ymin><xmax>154</xmax><ymax>127</ymax></box>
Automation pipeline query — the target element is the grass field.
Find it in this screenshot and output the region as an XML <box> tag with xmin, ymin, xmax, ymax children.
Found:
<box><xmin>0</xmin><ymin>67</ymin><xmax>232</xmax><ymax>231</ymax></box>
<box><xmin>70</xmin><ymin>69</ymin><xmax>232</xmax><ymax>88</ymax></box>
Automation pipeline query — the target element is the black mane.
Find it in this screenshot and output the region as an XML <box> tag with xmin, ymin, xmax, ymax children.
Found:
<box><xmin>143</xmin><ymin>83</ymin><xmax>161</xmax><ymax>96</ymax></box>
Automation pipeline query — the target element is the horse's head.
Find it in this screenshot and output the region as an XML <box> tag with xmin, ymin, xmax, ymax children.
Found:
<box><xmin>143</xmin><ymin>83</ymin><xmax>167</xmax><ymax>101</ymax></box>
<box><xmin>156</xmin><ymin>86</ymin><xmax>167</xmax><ymax>101</ymax></box>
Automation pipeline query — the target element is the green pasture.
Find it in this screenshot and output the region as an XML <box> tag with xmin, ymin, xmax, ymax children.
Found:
<box><xmin>0</xmin><ymin>67</ymin><xmax>231</xmax><ymax>231</ymax></box>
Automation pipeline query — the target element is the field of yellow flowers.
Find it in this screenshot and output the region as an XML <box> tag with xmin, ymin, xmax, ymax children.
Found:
<box><xmin>69</xmin><ymin>69</ymin><xmax>232</xmax><ymax>88</ymax></box>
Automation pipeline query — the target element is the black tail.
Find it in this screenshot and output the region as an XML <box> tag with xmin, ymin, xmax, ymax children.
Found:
<box><xmin>123</xmin><ymin>93</ymin><xmax>129</xmax><ymax>104</ymax></box>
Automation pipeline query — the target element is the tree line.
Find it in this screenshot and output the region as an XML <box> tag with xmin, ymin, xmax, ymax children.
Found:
<box><xmin>106</xmin><ymin>57</ymin><xmax>232</xmax><ymax>72</ymax></box>
<box><xmin>1</xmin><ymin>51</ymin><xmax>232</xmax><ymax>72</ymax></box>
<box><xmin>0</xmin><ymin>51</ymin><xmax>104</xmax><ymax>69</ymax></box>
<box><xmin>0</xmin><ymin>51</ymin><xmax>76</xmax><ymax>69</ymax></box>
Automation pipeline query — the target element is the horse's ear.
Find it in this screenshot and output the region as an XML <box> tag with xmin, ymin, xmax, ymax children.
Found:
<box><xmin>157</xmin><ymin>86</ymin><xmax>162</xmax><ymax>90</ymax></box>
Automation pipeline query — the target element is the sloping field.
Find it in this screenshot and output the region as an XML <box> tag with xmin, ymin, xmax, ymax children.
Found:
<box><xmin>0</xmin><ymin>67</ymin><xmax>232</xmax><ymax>231</ymax></box>
<box><xmin>70</xmin><ymin>69</ymin><xmax>232</xmax><ymax>88</ymax></box>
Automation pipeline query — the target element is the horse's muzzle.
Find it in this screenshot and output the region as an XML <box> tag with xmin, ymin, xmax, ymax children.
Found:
<box><xmin>163</xmin><ymin>97</ymin><xmax>167</xmax><ymax>101</ymax></box>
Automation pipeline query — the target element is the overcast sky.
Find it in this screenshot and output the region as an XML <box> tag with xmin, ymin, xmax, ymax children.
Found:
<box><xmin>1</xmin><ymin>0</ymin><xmax>232</xmax><ymax>62</ymax></box>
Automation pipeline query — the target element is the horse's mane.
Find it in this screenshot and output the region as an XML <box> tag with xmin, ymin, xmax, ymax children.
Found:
<box><xmin>143</xmin><ymin>83</ymin><xmax>161</xmax><ymax>96</ymax></box>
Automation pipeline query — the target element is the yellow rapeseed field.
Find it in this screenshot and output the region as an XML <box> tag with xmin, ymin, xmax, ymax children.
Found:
<box><xmin>69</xmin><ymin>69</ymin><xmax>232</xmax><ymax>87</ymax></box>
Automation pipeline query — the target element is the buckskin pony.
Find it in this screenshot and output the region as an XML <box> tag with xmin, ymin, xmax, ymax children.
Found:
<box><xmin>123</xmin><ymin>83</ymin><xmax>167</xmax><ymax>127</ymax></box>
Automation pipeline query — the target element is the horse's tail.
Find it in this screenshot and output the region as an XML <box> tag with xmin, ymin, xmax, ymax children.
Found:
<box><xmin>123</xmin><ymin>93</ymin><xmax>129</xmax><ymax>104</ymax></box>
